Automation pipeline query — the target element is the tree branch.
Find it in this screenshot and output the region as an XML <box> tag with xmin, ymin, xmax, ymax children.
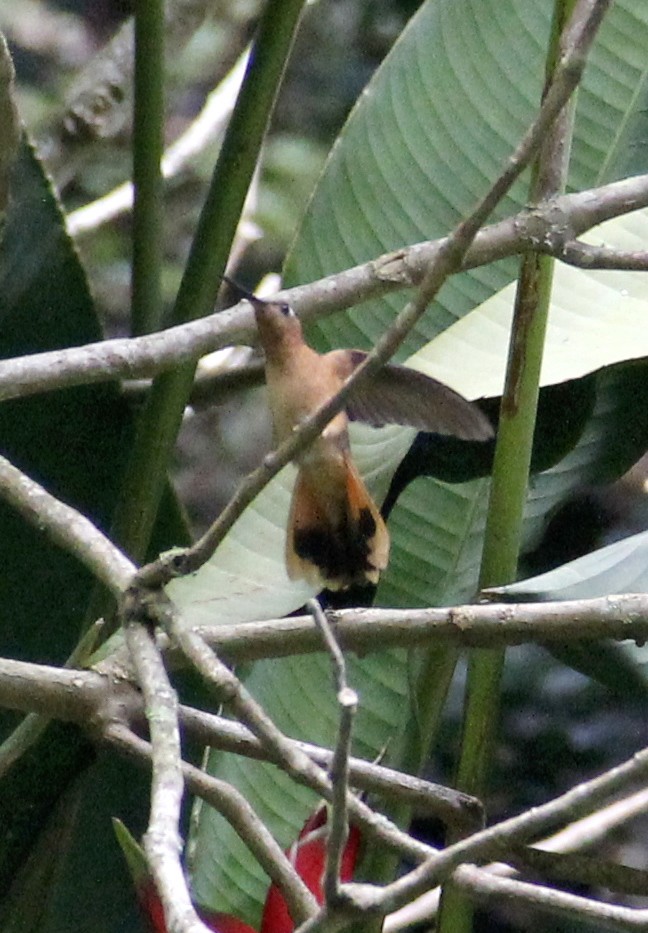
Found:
<box><xmin>124</xmin><ymin>617</ymin><xmax>206</xmax><ymax>933</ymax></box>
<box><xmin>186</xmin><ymin>595</ymin><xmax>648</xmax><ymax>661</ymax></box>
<box><xmin>0</xmin><ymin>174</ymin><xmax>646</xmax><ymax>404</ymax></box>
<box><xmin>384</xmin><ymin>787</ymin><xmax>648</xmax><ymax>931</ymax></box>
<box><xmin>177</xmin><ymin>704</ymin><xmax>483</xmax><ymax>831</ymax></box>
<box><xmin>370</xmin><ymin>742</ymin><xmax>648</xmax><ymax>916</ymax></box>
<box><xmin>452</xmin><ymin>863</ymin><xmax>646</xmax><ymax>932</ymax></box>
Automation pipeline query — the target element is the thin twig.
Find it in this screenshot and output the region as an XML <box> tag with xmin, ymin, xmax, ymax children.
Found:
<box><xmin>559</xmin><ymin>240</ymin><xmax>648</xmax><ymax>269</ymax></box>
<box><xmin>372</xmin><ymin>743</ymin><xmax>648</xmax><ymax>916</ymax></box>
<box><xmin>506</xmin><ymin>846</ymin><xmax>648</xmax><ymax>896</ymax></box>
<box><xmin>308</xmin><ymin>600</ymin><xmax>357</xmax><ymax>904</ymax></box>
<box><xmin>308</xmin><ymin>600</ymin><xmax>348</xmax><ymax>696</ymax></box>
<box><xmin>176</xmin><ymin>704</ymin><xmax>483</xmax><ymax>830</ymax></box>
<box><xmin>452</xmin><ymin>863</ymin><xmax>646</xmax><ymax>932</ymax></box>
<box><xmin>384</xmin><ymin>787</ymin><xmax>648</xmax><ymax>932</ymax></box>
<box><xmin>299</xmin><ymin>738</ymin><xmax>648</xmax><ymax>933</ymax></box>
<box><xmin>539</xmin><ymin>786</ymin><xmax>648</xmax><ymax>855</ymax></box>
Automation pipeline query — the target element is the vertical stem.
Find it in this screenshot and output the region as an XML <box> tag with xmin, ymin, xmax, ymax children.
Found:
<box><xmin>109</xmin><ymin>0</ymin><xmax>306</xmax><ymax>566</ymax></box>
<box><xmin>132</xmin><ymin>0</ymin><xmax>165</xmax><ymax>337</ymax></box>
<box><xmin>438</xmin><ymin>2</ymin><xmax>580</xmax><ymax>931</ymax></box>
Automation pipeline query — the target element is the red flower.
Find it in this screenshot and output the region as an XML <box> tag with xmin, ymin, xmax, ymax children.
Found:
<box><xmin>261</xmin><ymin>808</ymin><xmax>361</xmax><ymax>933</ymax></box>
<box><xmin>116</xmin><ymin>806</ymin><xmax>360</xmax><ymax>933</ymax></box>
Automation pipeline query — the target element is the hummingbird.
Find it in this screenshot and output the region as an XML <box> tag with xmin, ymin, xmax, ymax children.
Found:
<box><xmin>227</xmin><ymin>281</ymin><xmax>493</xmax><ymax>591</ymax></box>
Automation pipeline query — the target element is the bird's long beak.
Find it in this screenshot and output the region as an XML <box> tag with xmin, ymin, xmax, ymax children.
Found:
<box><xmin>221</xmin><ymin>273</ymin><xmax>266</xmax><ymax>309</ymax></box>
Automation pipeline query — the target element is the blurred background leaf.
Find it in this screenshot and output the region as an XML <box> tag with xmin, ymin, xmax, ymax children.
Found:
<box><xmin>3</xmin><ymin>0</ymin><xmax>648</xmax><ymax>930</ymax></box>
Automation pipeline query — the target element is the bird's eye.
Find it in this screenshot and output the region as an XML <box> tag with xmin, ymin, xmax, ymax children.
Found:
<box><xmin>279</xmin><ymin>303</ymin><xmax>295</xmax><ymax>317</ymax></box>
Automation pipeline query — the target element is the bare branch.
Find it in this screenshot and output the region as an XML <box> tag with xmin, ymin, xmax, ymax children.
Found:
<box><xmin>124</xmin><ymin>617</ymin><xmax>208</xmax><ymax>933</ymax></box>
<box><xmin>385</xmin><ymin>787</ymin><xmax>648</xmax><ymax>932</ymax></box>
<box><xmin>184</xmin><ymin>596</ymin><xmax>648</xmax><ymax>662</ymax></box>
<box><xmin>505</xmin><ymin>846</ymin><xmax>648</xmax><ymax>897</ymax></box>
<box><xmin>308</xmin><ymin>600</ymin><xmax>357</xmax><ymax>905</ymax></box>
<box><xmin>558</xmin><ymin>240</ymin><xmax>648</xmax><ymax>270</ymax></box>
<box><xmin>372</xmin><ymin>742</ymin><xmax>648</xmax><ymax>916</ymax></box>
<box><xmin>307</xmin><ymin>741</ymin><xmax>648</xmax><ymax>932</ymax></box>
<box><xmin>452</xmin><ymin>864</ymin><xmax>646</xmax><ymax>932</ymax></box>
<box><xmin>540</xmin><ymin>786</ymin><xmax>648</xmax><ymax>855</ymax></box>
<box><xmin>0</xmin><ymin>649</ymin><xmax>481</xmax><ymax>831</ymax></box>
<box><xmin>0</xmin><ymin>658</ymin><xmax>118</xmax><ymax>726</ymax></box>
<box><xmin>161</xmin><ymin>613</ymin><xmax>322</xmax><ymax>923</ymax></box>
<box><xmin>163</xmin><ymin>615</ymin><xmax>435</xmax><ymax>864</ymax></box>
<box><xmin>0</xmin><ymin>174</ymin><xmax>647</xmax><ymax>404</ymax></box>
<box><xmin>177</xmin><ymin>704</ymin><xmax>483</xmax><ymax>830</ymax></box>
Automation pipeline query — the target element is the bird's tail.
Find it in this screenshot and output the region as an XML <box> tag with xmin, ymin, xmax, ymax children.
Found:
<box><xmin>286</xmin><ymin>454</ymin><xmax>389</xmax><ymax>591</ymax></box>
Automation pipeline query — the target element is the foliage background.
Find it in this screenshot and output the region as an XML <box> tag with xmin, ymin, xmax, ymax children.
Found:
<box><xmin>1</xmin><ymin>1</ymin><xmax>648</xmax><ymax>932</ymax></box>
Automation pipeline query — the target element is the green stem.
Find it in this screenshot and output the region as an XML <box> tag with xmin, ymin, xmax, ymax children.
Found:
<box><xmin>110</xmin><ymin>0</ymin><xmax>306</xmax><ymax>566</ymax></box>
<box><xmin>131</xmin><ymin>0</ymin><xmax>165</xmax><ymax>337</ymax></box>
<box><xmin>438</xmin><ymin>1</ymin><xmax>578</xmax><ymax>931</ymax></box>
<box><xmin>358</xmin><ymin>646</ymin><xmax>459</xmax><ymax>892</ymax></box>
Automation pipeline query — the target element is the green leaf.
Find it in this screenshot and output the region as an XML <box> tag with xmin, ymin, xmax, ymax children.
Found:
<box><xmin>284</xmin><ymin>0</ymin><xmax>648</xmax><ymax>612</ymax></box>
<box><xmin>490</xmin><ymin>526</ymin><xmax>648</xmax><ymax>699</ymax></box>
<box><xmin>409</xmin><ymin>210</ymin><xmax>648</xmax><ymax>402</ymax></box>
<box><xmin>498</xmin><ymin>529</ymin><xmax>648</xmax><ymax>603</ymax></box>
<box><xmin>113</xmin><ymin>819</ymin><xmax>148</xmax><ymax>888</ymax></box>
<box><xmin>0</xmin><ymin>139</ymin><xmax>130</xmax><ymax>664</ymax></box>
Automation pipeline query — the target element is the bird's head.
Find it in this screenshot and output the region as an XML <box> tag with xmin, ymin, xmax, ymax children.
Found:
<box><xmin>221</xmin><ymin>275</ymin><xmax>303</xmax><ymax>356</ymax></box>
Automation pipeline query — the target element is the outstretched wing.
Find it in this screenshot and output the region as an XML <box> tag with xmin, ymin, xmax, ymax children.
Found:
<box><xmin>328</xmin><ymin>349</ymin><xmax>493</xmax><ymax>441</ymax></box>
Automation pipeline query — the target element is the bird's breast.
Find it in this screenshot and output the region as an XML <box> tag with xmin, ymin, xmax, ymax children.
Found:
<box><xmin>264</xmin><ymin>348</ymin><xmax>349</xmax><ymax>447</ymax></box>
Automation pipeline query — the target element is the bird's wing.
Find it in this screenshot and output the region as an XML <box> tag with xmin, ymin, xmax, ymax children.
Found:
<box><xmin>327</xmin><ymin>349</ymin><xmax>493</xmax><ymax>441</ymax></box>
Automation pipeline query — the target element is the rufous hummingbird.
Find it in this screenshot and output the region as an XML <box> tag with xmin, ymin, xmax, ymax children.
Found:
<box><xmin>228</xmin><ymin>281</ymin><xmax>493</xmax><ymax>591</ymax></box>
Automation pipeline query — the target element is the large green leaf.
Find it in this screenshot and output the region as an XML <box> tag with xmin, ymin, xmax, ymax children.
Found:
<box><xmin>187</xmin><ymin>0</ymin><xmax>648</xmax><ymax>922</ymax></box>
<box><xmin>0</xmin><ymin>139</ymin><xmax>140</xmax><ymax>923</ymax></box>
<box><xmin>500</xmin><ymin>530</ymin><xmax>648</xmax><ymax>603</ymax></box>
<box><xmin>408</xmin><ymin>212</ymin><xmax>648</xmax><ymax>400</ymax></box>
<box><xmin>491</xmin><ymin>526</ymin><xmax>648</xmax><ymax>698</ymax></box>
<box><xmin>285</xmin><ymin>0</ymin><xmax>648</xmax><ymax>612</ymax></box>
<box><xmin>0</xmin><ymin>142</ymin><xmax>129</xmax><ymax>663</ymax></box>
